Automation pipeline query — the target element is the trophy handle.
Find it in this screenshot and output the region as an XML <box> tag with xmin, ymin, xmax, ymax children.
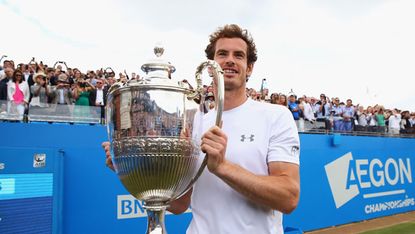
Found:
<box><xmin>178</xmin><ymin>60</ymin><xmax>224</xmax><ymax>199</ymax></box>
<box><xmin>194</xmin><ymin>60</ymin><xmax>225</xmax><ymax>126</ymax></box>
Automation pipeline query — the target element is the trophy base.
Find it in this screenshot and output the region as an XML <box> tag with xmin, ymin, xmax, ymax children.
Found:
<box><xmin>145</xmin><ymin>205</ymin><xmax>167</xmax><ymax>234</ymax></box>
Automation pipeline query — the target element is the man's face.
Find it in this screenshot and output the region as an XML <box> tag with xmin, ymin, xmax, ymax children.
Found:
<box><xmin>5</xmin><ymin>68</ymin><xmax>13</xmax><ymax>77</ymax></box>
<box><xmin>213</xmin><ymin>38</ymin><xmax>253</xmax><ymax>92</ymax></box>
<box><xmin>3</xmin><ymin>61</ymin><xmax>12</xmax><ymax>69</ymax></box>
<box><xmin>96</xmin><ymin>79</ymin><xmax>103</xmax><ymax>88</ymax></box>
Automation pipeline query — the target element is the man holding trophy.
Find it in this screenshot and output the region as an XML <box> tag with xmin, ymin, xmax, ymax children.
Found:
<box><xmin>103</xmin><ymin>24</ymin><xmax>300</xmax><ymax>234</ymax></box>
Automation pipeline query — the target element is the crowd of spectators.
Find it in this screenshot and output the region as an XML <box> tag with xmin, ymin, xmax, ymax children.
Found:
<box><xmin>0</xmin><ymin>58</ymin><xmax>122</xmax><ymax>123</ymax></box>
<box><xmin>244</xmin><ymin>88</ymin><xmax>415</xmax><ymax>136</ymax></box>
<box><xmin>1</xmin><ymin>56</ymin><xmax>414</xmax><ymax>136</ymax></box>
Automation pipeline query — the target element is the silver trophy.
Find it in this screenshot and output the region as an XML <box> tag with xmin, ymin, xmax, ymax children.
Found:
<box><xmin>106</xmin><ymin>45</ymin><xmax>224</xmax><ymax>234</ymax></box>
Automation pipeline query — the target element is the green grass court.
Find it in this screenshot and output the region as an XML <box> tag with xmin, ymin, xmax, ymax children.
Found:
<box><xmin>360</xmin><ymin>222</ymin><xmax>415</xmax><ymax>234</ymax></box>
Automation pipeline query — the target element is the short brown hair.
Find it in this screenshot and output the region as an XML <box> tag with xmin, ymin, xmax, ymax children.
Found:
<box><xmin>205</xmin><ymin>24</ymin><xmax>257</xmax><ymax>66</ymax></box>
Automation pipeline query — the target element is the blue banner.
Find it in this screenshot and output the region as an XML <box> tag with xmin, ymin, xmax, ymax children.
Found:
<box><xmin>0</xmin><ymin>123</ymin><xmax>414</xmax><ymax>233</ymax></box>
<box><xmin>284</xmin><ymin>134</ymin><xmax>415</xmax><ymax>231</ymax></box>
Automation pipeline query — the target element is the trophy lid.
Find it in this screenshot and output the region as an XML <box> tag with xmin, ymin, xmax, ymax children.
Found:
<box><xmin>107</xmin><ymin>44</ymin><xmax>192</xmax><ymax>97</ymax></box>
<box><xmin>141</xmin><ymin>44</ymin><xmax>176</xmax><ymax>79</ymax></box>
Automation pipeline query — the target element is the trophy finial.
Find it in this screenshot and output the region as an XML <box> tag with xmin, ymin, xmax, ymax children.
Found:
<box><xmin>142</xmin><ymin>42</ymin><xmax>175</xmax><ymax>75</ymax></box>
<box><xmin>154</xmin><ymin>42</ymin><xmax>164</xmax><ymax>57</ymax></box>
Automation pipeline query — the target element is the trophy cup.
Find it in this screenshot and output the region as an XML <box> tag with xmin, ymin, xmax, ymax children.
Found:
<box><xmin>106</xmin><ymin>45</ymin><xmax>224</xmax><ymax>233</ymax></box>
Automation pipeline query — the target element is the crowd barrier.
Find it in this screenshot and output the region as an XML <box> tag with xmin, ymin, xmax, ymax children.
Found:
<box><xmin>0</xmin><ymin>100</ymin><xmax>102</xmax><ymax>124</ymax></box>
<box><xmin>0</xmin><ymin>123</ymin><xmax>414</xmax><ymax>233</ymax></box>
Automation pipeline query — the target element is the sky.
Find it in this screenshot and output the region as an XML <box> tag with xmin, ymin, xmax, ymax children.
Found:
<box><xmin>1</xmin><ymin>0</ymin><xmax>414</xmax><ymax>111</ymax></box>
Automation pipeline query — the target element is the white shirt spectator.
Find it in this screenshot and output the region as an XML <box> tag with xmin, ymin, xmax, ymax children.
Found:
<box><xmin>302</xmin><ymin>101</ymin><xmax>315</xmax><ymax>121</ymax></box>
<box><xmin>357</xmin><ymin>111</ymin><xmax>368</xmax><ymax>126</ymax></box>
<box><xmin>368</xmin><ymin>113</ymin><xmax>377</xmax><ymax>126</ymax></box>
<box><xmin>388</xmin><ymin>113</ymin><xmax>401</xmax><ymax>135</ymax></box>
<box><xmin>96</xmin><ymin>89</ymin><xmax>104</xmax><ymax>105</ymax></box>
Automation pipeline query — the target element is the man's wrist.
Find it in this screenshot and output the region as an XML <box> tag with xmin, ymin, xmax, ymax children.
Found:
<box><xmin>213</xmin><ymin>160</ymin><xmax>233</xmax><ymax>178</ymax></box>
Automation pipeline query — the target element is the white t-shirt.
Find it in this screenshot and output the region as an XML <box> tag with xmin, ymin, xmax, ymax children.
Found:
<box><xmin>96</xmin><ymin>89</ymin><xmax>104</xmax><ymax>105</ymax></box>
<box><xmin>388</xmin><ymin>114</ymin><xmax>401</xmax><ymax>130</ymax></box>
<box><xmin>302</xmin><ymin>101</ymin><xmax>315</xmax><ymax>121</ymax></box>
<box><xmin>187</xmin><ymin>98</ymin><xmax>300</xmax><ymax>234</ymax></box>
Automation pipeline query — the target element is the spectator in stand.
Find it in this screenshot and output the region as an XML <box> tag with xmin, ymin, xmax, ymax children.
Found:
<box><xmin>342</xmin><ymin>99</ymin><xmax>355</xmax><ymax>132</ymax></box>
<box><xmin>315</xmin><ymin>94</ymin><xmax>331</xmax><ymax>130</ymax></box>
<box><xmin>384</xmin><ymin>109</ymin><xmax>392</xmax><ymax>130</ymax></box>
<box><xmin>45</xmin><ymin>68</ymin><xmax>54</xmax><ymax>85</ymax></box>
<box><xmin>89</xmin><ymin>78</ymin><xmax>108</xmax><ymax>122</ymax></box>
<box><xmin>67</xmin><ymin>68</ymin><xmax>74</xmax><ymax>80</ymax></box>
<box><xmin>270</xmin><ymin>93</ymin><xmax>280</xmax><ymax>104</ymax></box>
<box><xmin>87</xmin><ymin>70</ymin><xmax>97</xmax><ymax>86</ymax></box>
<box><xmin>288</xmin><ymin>94</ymin><xmax>303</xmax><ymax>131</ymax></box>
<box><xmin>30</xmin><ymin>72</ymin><xmax>52</xmax><ymax>109</ymax></box>
<box><xmin>51</xmin><ymin>74</ymin><xmax>72</xmax><ymax>105</ymax></box>
<box><xmin>400</xmin><ymin>111</ymin><xmax>412</xmax><ymax>133</ymax></box>
<box><xmin>0</xmin><ymin>60</ymin><xmax>15</xmax><ymax>80</ymax></box>
<box><xmin>73</xmin><ymin>69</ymin><xmax>83</xmax><ymax>83</ymax></box>
<box><xmin>261</xmin><ymin>88</ymin><xmax>270</xmax><ymax>102</ymax></box>
<box><xmin>331</xmin><ymin>97</ymin><xmax>343</xmax><ymax>131</ymax></box>
<box><xmin>366</xmin><ymin>106</ymin><xmax>377</xmax><ymax>132</ymax></box>
<box><xmin>278</xmin><ymin>94</ymin><xmax>287</xmax><ymax>107</ymax></box>
<box><xmin>302</xmin><ymin>96</ymin><xmax>316</xmax><ymax>131</ymax></box>
<box><xmin>49</xmin><ymin>68</ymin><xmax>62</xmax><ymax>86</ymax></box>
<box><xmin>375</xmin><ymin>105</ymin><xmax>386</xmax><ymax>133</ymax></box>
<box><xmin>7</xmin><ymin>69</ymin><xmax>30</xmax><ymax>117</ymax></box>
<box><xmin>131</xmin><ymin>72</ymin><xmax>139</xmax><ymax>80</ymax></box>
<box><xmin>409</xmin><ymin>112</ymin><xmax>415</xmax><ymax>128</ymax></box>
<box><xmin>249</xmin><ymin>89</ymin><xmax>257</xmax><ymax>100</ymax></box>
<box><xmin>119</xmin><ymin>73</ymin><xmax>128</xmax><ymax>84</ymax></box>
<box><xmin>73</xmin><ymin>78</ymin><xmax>94</xmax><ymax>119</ymax></box>
<box><xmin>288</xmin><ymin>94</ymin><xmax>300</xmax><ymax>120</ymax></box>
<box><xmin>309</xmin><ymin>97</ymin><xmax>318</xmax><ymax>116</ymax></box>
<box><xmin>7</xmin><ymin>60</ymin><xmax>15</xmax><ymax>70</ymax></box>
<box><xmin>204</xmin><ymin>92</ymin><xmax>215</xmax><ymax>111</ymax></box>
<box><xmin>0</xmin><ymin>67</ymin><xmax>14</xmax><ymax>101</ymax></box>
<box><xmin>388</xmin><ymin>108</ymin><xmax>401</xmax><ymax>135</ymax></box>
<box><xmin>355</xmin><ymin>105</ymin><xmax>368</xmax><ymax>131</ymax></box>
<box><xmin>21</xmin><ymin>64</ymin><xmax>32</xmax><ymax>84</ymax></box>
<box><xmin>107</xmin><ymin>76</ymin><xmax>116</xmax><ymax>86</ymax></box>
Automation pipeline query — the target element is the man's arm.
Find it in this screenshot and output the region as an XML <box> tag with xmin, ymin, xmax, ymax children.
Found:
<box><xmin>202</xmin><ymin>126</ymin><xmax>300</xmax><ymax>214</ymax></box>
<box><xmin>216</xmin><ymin>159</ymin><xmax>299</xmax><ymax>213</ymax></box>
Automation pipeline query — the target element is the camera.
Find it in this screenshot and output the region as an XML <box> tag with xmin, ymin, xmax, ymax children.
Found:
<box><xmin>80</xmin><ymin>82</ymin><xmax>86</xmax><ymax>88</ymax></box>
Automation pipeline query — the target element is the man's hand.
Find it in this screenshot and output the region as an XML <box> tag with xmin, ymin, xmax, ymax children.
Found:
<box><xmin>102</xmin><ymin>142</ymin><xmax>115</xmax><ymax>171</ymax></box>
<box><xmin>201</xmin><ymin>126</ymin><xmax>227</xmax><ymax>174</ymax></box>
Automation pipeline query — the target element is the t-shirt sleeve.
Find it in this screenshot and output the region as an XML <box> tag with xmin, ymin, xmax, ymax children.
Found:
<box><xmin>267</xmin><ymin>107</ymin><xmax>300</xmax><ymax>165</ymax></box>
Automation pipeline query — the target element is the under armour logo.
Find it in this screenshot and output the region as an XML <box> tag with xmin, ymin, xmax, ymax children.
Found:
<box><xmin>240</xmin><ymin>134</ymin><xmax>255</xmax><ymax>142</ymax></box>
<box><xmin>291</xmin><ymin>146</ymin><xmax>299</xmax><ymax>156</ymax></box>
